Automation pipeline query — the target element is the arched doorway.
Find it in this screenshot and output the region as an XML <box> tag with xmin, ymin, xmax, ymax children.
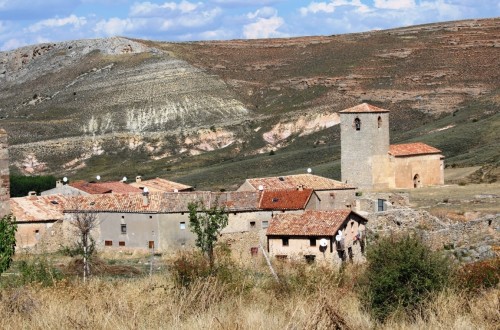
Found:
<box><xmin>413</xmin><ymin>174</ymin><xmax>421</xmax><ymax>188</ymax></box>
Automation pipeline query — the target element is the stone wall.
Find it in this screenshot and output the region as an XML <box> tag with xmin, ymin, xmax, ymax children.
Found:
<box><xmin>366</xmin><ymin>208</ymin><xmax>499</xmax><ymax>262</ymax></box>
<box><xmin>0</xmin><ymin>129</ymin><xmax>9</xmax><ymax>217</ymax></box>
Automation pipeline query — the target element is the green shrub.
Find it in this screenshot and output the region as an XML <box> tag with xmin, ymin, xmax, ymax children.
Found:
<box><xmin>18</xmin><ymin>258</ymin><xmax>63</xmax><ymax>286</ymax></box>
<box><xmin>0</xmin><ymin>214</ymin><xmax>17</xmax><ymax>275</ymax></box>
<box><xmin>363</xmin><ymin>235</ymin><xmax>451</xmax><ymax>321</ymax></box>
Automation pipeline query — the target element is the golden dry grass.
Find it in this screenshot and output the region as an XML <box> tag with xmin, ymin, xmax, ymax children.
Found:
<box><xmin>1</xmin><ymin>263</ymin><xmax>498</xmax><ymax>330</ymax></box>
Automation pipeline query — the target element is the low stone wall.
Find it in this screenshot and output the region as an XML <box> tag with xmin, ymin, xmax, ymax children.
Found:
<box><xmin>366</xmin><ymin>207</ymin><xmax>499</xmax><ymax>262</ymax></box>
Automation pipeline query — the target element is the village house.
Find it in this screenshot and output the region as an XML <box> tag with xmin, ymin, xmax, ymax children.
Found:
<box><xmin>340</xmin><ymin>103</ymin><xmax>444</xmax><ymax>190</ymax></box>
<box><xmin>238</xmin><ymin>173</ymin><xmax>357</xmax><ymax>210</ymax></box>
<box><xmin>266</xmin><ymin>210</ymin><xmax>368</xmax><ymax>265</ymax></box>
<box><xmin>9</xmin><ymin>194</ymin><xmax>68</xmax><ymax>251</ymax></box>
<box><xmin>59</xmin><ymin>188</ymin><xmax>320</xmax><ymax>252</ymax></box>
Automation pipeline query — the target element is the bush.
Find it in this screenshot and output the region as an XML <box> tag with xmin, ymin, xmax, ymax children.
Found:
<box><xmin>18</xmin><ymin>258</ymin><xmax>63</xmax><ymax>287</ymax></box>
<box><xmin>454</xmin><ymin>259</ymin><xmax>500</xmax><ymax>292</ymax></box>
<box><xmin>363</xmin><ymin>235</ymin><xmax>451</xmax><ymax>321</ymax></box>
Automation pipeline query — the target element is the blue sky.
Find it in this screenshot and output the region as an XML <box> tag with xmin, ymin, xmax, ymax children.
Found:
<box><xmin>0</xmin><ymin>0</ymin><xmax>499</xmax><ymax>51</ymax></box>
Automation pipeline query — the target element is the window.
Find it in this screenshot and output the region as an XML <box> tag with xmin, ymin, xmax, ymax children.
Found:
<box><xmin>119</xmin><ymin>241</ymin><xmax>125</xmax><ymax>246</ymax></box>
<box><xmin>354</xmin><ymin>118</ymin><xmax>361</xmax><ymax>131</ymax></box>
<box><xmin>34</xmin><ymin>229</ymin><xmax>39</xmax><ymax>234</ymax></box>
<box><xmin>149</xmin><ymin>215</ymin><xmax>153</xmax><ymax>219</ymax></box>
<box><xmin>378</xmin><ymin>116</ymin><xmax>382</xmax><ymax>128</ymax></box>
<box><xmin>304</xmin><ymin>255</ymin><xmax>316</xmax><ymax>264</ymax></box>
<box><xmin>121</xmin><ymin>224</ymin><xmax>127</xmax><ymax>234</ymax></box>
<box><xmin>310</xmin><ymin>238</ymin><xmax>316</xmax><ymax>247</ymax></box>
<box><xmin>250</xmin><ymin>221</ymin><xmax>256</xmax><ymax>227</ymax></box>
<box><xmin>148</xmin><ymin>241</ymin><xmax>155</xmax><ymax>249</ymax></box>
<box><xmin>180</xmin><ymin>222</ymin><xmax>186</xmax><ymax>230</ymax></box>
<box><xmin>105</xmin><ymin>240</ymin><xmax>113</xmax><ymax>246</ymax></box>
<box><xmin>378</xmin><ymin>199</ymin><xmax>385</xmax><ymax>212</ymax></box>
<box><xmin>282</xmin><ymin>237</ymin><xmax>289</xmax><ymax>246</ymax></box>
<box><xmin>262</xmin><ymin>220</ymin><xmax>269</xmax><ymax>229</ymax></box>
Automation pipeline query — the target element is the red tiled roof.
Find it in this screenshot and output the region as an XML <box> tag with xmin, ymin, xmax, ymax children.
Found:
<box><xmin>259</xmin><ymin>189</ymin><xmax>313</xmax><ymax>210</ymax></box>
<box><xmin>10</xmin><ymin>195</ymin><xmax>68</xmax><ymax>222</ymax></box>
<box><xmin>64</xmin><ymin>191</ymin><xmax>262</xmax><ymax>214</ymax></box>
<box><xmin>69</xmin><ymin>181</ymin><xmax>141</xmax><ymax>194</ymax></box>
<box><xmin>339</xmin><ymin>103</ymin><xmax>389</xmax><ymax>113</ymax></box>
<box><xmin>244</xmin><ymin>174</ymin><xmax>354</xmax><ymax>191</ymax></box>
<box><xmin>130</xmin><ymin>177</ymin><xmax>192</xmax><ymax>192</ymax></box>
<box><xmin>389</xmin><ymin>142</ymin><xmax>442</xmax><ymax>157</ymax></box>
<box><xmin>267</xmin><ymin>210</ymin><xmax>354</xmax><ymax>236</ymax></box>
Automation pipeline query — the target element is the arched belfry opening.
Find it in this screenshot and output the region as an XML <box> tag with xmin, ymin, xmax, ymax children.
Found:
<box><xmin>378</xmin><ymin>116</ymin><xmax>382</xmax><ymax>128</ymax></box>
<box><xmin>413</xmin><ymin>174</ymin><xmax>421</xmax><ymax>188</ymax></box>
<box><xmin>354</xmin><ymin>118</ymin><xmax>361</xmax><ymax>131</ymax></box>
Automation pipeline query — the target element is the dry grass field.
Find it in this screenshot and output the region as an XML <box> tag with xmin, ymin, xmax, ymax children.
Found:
<box><xmin>1</xmin><ymin>253</ymin><xmax>499</xmax><ymax>330</ymax></box>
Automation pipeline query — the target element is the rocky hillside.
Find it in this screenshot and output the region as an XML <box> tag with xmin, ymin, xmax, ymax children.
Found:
<box><xmin>0</xmin><ymin>19</ymin><xmax>499</xmax><ymax>189</ymax></box>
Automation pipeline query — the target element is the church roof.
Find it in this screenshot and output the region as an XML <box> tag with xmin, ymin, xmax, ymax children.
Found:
<box><xmin>339</xmin><ymin>103</ymin><xmax>389</xmax><ymax>113</ymax></box>
<box><xmin>389</xmin><ymin>142</ymin><xmax>442</xmax><ymax>157</ymax></box>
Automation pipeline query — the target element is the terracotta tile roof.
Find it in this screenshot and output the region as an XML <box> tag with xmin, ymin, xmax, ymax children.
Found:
<box><xmin>69</xmin><ymin>181</ymin><xmax>142</xmax><ymax>194</ymax></box>
<box><xmin>389</xmin><ymin>142</ymin><xmax>442</xmax><ymax>157</ymax></box>
<box><xmin>64</xmin><ymin>191</ymin><xmax>262</xmax><ymax>214</ymax></box>
<box><xmin>259</xmin><ymin>189</ymin><xmax>313</xmax><ymax>210</ymax></box>
<box><xmin>130</xmin><ymin>177</ymin><xmax>192</xmax><ymax>192</ymax></box>
<box><xmin>244</xmin><ymin>174</ymin><xmax>354</xmax><ymax>191</ymax></box>
<box><xmin>10</xmin><ymin>195</ymin><xmax>68</xmax><ymax>222</ymax></box>
<box><xmin>267</xmin><ymin>210</ymin><xmax>360</xmax><ymax>236</ymax></box>
<box><xmin>339</xmin><ymin>103</ymin><xmax>389</xmax><ymax>113</ymax></box>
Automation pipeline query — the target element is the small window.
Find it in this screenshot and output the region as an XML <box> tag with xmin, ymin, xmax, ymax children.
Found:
<box><xmin>250</xmin><ymin>221</ymin><xmax>256</xmax><ymax>227</ymax></box>
<box><xmin>378</xmin><ymin>116</ymin><xmax>382</xmax><ymax>128</ymax></box>
<box><xmin>149</xmin><ymin>215</ymin><xmax>153</xmax><ymax>219</ymax></box>
<box><xmin>148</xmin><ymin>241</ymin><xmax>155</xmax><ymax>249</ymax></box>
<box><xmin>262</xmin><ymin>220</ymin><xmax>269</xmax><ymax>229</ymax></box>
<box><xmin>310</xmin><ymin>238</ymin><xmax>316</xmax><ymax>247</ymax></box>
<box><xmin>282</xmin><ymin>237</ymin><xmax>289</xmax><ymax>246</ymax></box>
<box><xmin>378</xmin><ymin>199</ymin><xmax>385</xmax><ymax>212</ymax></box>
<box><xmin>119</xmin><ymin>241</ymin><xmax>126</xmax><ymax>246</ymax></box>
<box><xmin>180</xmin><ymin>222</ymin><xmax>186</xmax><ymax>230</ymax></box>
<box><xmin>105</xmin><ymin>240</ymin><xmax>113</xmax><ymax>246</ymax></box>
<box><xmin>121</xmin><ymin>224</ymin><xmax>127</xmax><ymax>234</ymax></box>
<box><xmin>354</xmin><ymin>118</ymin><xmax>361</xmax><ymax>131</ymax></box>
<box><xmin>304</xmin><ymin>255</ymin><xmax>316</xmax><ymax>264</ymax></box>
<box><xmin>34</xmin><ymin>229</ymin><xmax>40</xmax><ymax>234</ymax></box>
<box><xmin>121</xmin><ymin>215</ymin><xmax>125</xmax><ymax>219</ymax></box>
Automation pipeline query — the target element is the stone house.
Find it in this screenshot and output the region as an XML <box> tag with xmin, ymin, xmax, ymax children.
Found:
<box><xmin>62</xmin><ymin>188</ymin><xmax>319</xmax><ymax>252</ymax></box>
<box><xmin>266</xmin><ymin>210</ymin><xmax>368</xmax><ymax>265</ymax></box>
<box><xmin>0</xmin><ymin>129</ymin><xmax>10</xmax><ymax>217</ymax></box>
<box><xmin>10</xmin><ymin>194</ymin><xmax>68</xmax><ymax>250</ymax></box>
<box><xmin>238</xmin><ymin>174</ymin><xmax>357</xmax><ymax>210</ymax></box>
<box><xmin>340</xmin><ymin>103</ymin><xmax>444</xmax><ymax>190</ymax></box>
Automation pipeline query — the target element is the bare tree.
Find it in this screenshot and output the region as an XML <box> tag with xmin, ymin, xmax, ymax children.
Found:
<box><xmin>65</xmin><ymin>198</ymin><xmax>100</xmax><ymax>282</ymax></box>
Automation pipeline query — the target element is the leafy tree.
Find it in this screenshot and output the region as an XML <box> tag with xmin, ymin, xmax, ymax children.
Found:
<box><xmin>10</xmin><ymin>174</ymin><xmax>56</xmax><ymax>197</ymax></box>
<box><xmin>0</xmin><ymin>214</ymin><xmax>17</xmax><ymax>274</ymax></box>
<box><xmin>364</xmin><ymin>235</ymin><xmax>451</xmax><ymax>321</ymax></box>
<box><xmin>188</xmin><ymin>201</ymin><xmax>228</xmax><ymax>269</ymax></box>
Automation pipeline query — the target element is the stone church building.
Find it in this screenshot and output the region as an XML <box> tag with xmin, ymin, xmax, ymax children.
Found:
<box><xmin>340</xmin><ymin>103</ymin><xmax>444</xmax><ymax>190</ymax></box>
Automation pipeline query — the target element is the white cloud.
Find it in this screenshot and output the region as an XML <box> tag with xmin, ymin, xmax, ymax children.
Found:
<box><xmin>28</xmin><ymin>15</ymin><xmax>87</xmax><ymax>33</ymax></box>
<box><xmin>130</xmin><ymin>1</ymin><xmax>200</xmax><ymax>17</ymax></box>
<box><xmin>94</xmin><ymin>18</ymin><xmax>137</xmax><ymax>36</ymax></box>
<box><xmin>247</xmin><ymin>7</ymin><xmax>277</xmax><ymax>19</ymax></box>
<box><xmin>374</xmin><ymin>0</ymin><xmax>415</xmax><ymax>10</ymax></box>
<box><xmin>1</xmin><ymin>38</ymin><xmax>27</xmax><ymax>51</ymax></box>
<box><xmin>300</xmin><ymin>1</ymin><xmax>370</xmax><ymax>16</ymax></box>
<box><xmin>243</xmin><ymin>15</ymin><xmax>285</xmax><ymax>39</ymax></box>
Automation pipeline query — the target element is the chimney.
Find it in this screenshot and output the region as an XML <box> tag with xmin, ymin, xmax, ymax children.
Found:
<box><xmin>28</xmin><ymin>191</ymin><xmax>37</xmax><ymax>197</ymax></box>
<box><xmin>297</xmin><ymin>185</ymin><xmax>304</xmax><ymax>191</ymax></box>
<box><xmin>136</xmin><ymin>175</ymin><xmax>142</xmax><ymax>183</ymax></box>
<box><xmin>142</xmin><ymin>187</ymin><xmax>149</xmax><ymax>206</ymax></box>
<box><xmin>56</xmin><ymin>180</ymin><xmax>63</xmax><ymax>188</ymax></box>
